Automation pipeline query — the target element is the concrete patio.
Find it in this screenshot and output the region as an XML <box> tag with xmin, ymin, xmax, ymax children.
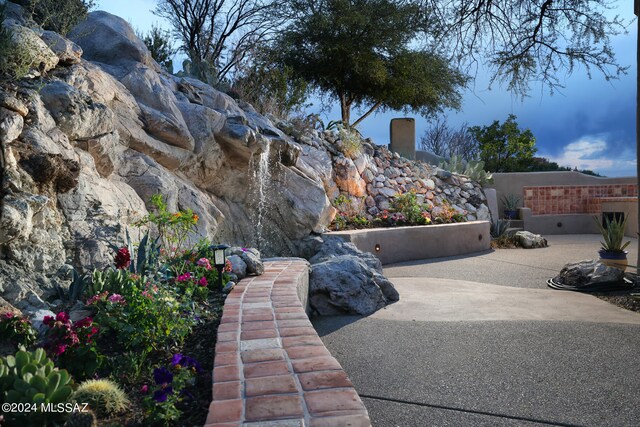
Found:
<box><xmin>312</xmin><ymin>235</ymin><xmax>640</xmax><ymax>426</ymax></box>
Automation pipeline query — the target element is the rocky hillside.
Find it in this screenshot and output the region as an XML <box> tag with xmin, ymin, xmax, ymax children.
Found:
<box><xmin>0</xmin><ymin>6</ymin><xmax>489</xmax><ymax>314</ymax></box>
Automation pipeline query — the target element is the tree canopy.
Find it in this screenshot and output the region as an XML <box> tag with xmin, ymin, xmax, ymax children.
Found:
<box><xmin>421</xmin><ymin>0</ymin><xmax>629</xmax><ymax>94</ymax></box>
<box><xmin>154</xmin><ymin>0</ymin><xmax>283</xmax><ymax>84</ymax></box>
<box><xmin>276</xmin><ymin>0</ymin><xmax>467</xmax><ymax>127</ymax></box>
<box><xmin>469</xmin><ymin>115</ymin><xmax>537</xmax><ymax>172</ymax></box>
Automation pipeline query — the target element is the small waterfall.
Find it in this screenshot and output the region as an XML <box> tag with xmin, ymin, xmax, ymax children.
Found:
<box><xmin>251</xmin><ymin>143</ymin><xmax>271</xmax><ymax>250</ymax></box>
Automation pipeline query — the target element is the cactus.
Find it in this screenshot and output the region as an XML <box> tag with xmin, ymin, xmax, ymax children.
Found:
<box><xmin>72</xmin><ymin>379</ymin><xmax>129</xmax><ymax>418</ymax></box>
<box><xmin>64</xmin><ymin>410</ymin><xmax>97</xmax><ymax>427</ymax></box>
<box><xmin>439</xmin><ymin>155</ymin><xmax>493</xmax><ymax>186</ymax></box>
<box><xmin>0</xmin><ymin>347</ymin><xmax>74</xmax><ymax>425</ymax></box>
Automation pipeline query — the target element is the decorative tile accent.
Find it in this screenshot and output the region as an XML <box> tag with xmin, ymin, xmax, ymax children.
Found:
<box><xmin>523</xmin><ymin>185</ymin><xmax>638</xmax><ymax>215</ymax></box>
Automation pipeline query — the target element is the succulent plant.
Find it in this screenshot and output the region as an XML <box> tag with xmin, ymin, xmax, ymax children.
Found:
<box><xmin>0</xmin><ymin>347</ymin><xmax>74</xmax><ymax>425</ymax></box>
<box><xmin>72</xmin><ymin>379</ymin><xmax>129</xmax><ymax>418</ymax></box>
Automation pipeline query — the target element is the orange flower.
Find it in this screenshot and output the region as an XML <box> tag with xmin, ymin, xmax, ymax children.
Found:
<box><xmin>192</xmin><ymin>214</ymin><xmax>199</xmax><ymax>222</ymax></box>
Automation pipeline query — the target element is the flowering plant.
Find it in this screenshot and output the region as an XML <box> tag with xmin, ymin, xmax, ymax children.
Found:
<box><xmin>144</xmin><ymin>354</ymin><xmax>201</xmax><ymax>425</ymax></box>
<box><xmin>135</xmin><ymin>194</ymin><xmax>199</xmax><ymax>259</ymax></box>
<box><xmin>114</xmin><ymin>247</ymin><xmax>131</xmax><ymax>269</ymax></box>
<box><xmin>42</xmin><ymin>313</ymin><xmax>102</xmax><ymax>380</ymax></box>
<box><xmin>0</xmin><ymin>312</ymin><xmax>37</xmax><ymax>348</ymax></box>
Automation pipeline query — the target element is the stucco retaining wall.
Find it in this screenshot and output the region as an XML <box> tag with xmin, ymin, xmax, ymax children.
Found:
<box><xmin>328</xmin><ymin>221</ymin><xmax>491</xmax><ymax>264</ymax></box>
<box><xmin>205</xmin><ymin>259</ymin><xmax>371</xmax><ymax>427</ymax></box>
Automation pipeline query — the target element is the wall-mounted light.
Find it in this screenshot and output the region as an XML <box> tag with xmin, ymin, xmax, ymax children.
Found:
<box><xmin>374</xmin><ymin>244</ymin><xmax>381</xmax><ymax>252</ymax></box>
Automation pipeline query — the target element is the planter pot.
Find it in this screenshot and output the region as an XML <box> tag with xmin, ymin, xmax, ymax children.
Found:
<box><xmin>598</xmin><ymin>250</ymin><xmax>628</xmax><ymax>270</ymax></box>
<box><xmin>504</xmin><ymin>210</ymin><xmax>518</xmax><ymax>220</ymax></box>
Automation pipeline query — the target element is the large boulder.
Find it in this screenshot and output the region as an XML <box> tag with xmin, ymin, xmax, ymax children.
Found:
<box><xmin>552</xmin><ymin>260</ymin><xmax>625</xmax><ymax>288</ymax></box>
<box><xmin>39</xmin><ymin>30</ymin><xmax>83</xmax><ymax>65</ymax></box>
<box><xmin>309</xmin><ymin>236</ymin><xmax>399</xmax><ymax>315</ymax></box>
<box><xmin>68</xmin><ymin>11</ymin><xmax>155</xmax><ymax>70</ymax></box>
<box><xmin>39</xmin><ymin>80</ymin><xmax>116</xmax><ymax>141</ymax></box>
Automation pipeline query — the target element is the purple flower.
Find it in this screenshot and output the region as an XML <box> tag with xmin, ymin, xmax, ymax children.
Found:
<box><xmin>153</xmin><ymin>386</ymin><xmax>173</xmax><ymax>403</ymax></box>
<box><xmin>171</xmin><ymin>354</ymin><xmax>201</xmax><ymax>372</ymax></box>
<box><xmin>153</xmin><ymin>367</ymin><xmax>173</xmax><ymax>385</ymax></box>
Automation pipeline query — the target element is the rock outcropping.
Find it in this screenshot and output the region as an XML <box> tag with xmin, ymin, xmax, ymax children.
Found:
<box><xmin>0</xmin><ymin>6</ymin><xmax>489</xmax><ymax>315</ymax></box>
<box><xmin>309</xmin><ymin>236</ymin><xmax>399</xmax><ymax>315</ymax></box>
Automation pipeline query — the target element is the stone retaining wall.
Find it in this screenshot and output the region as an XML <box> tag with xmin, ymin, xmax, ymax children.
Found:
<box><xmin>205</xmin><ymin>259</ymin><xmax>371</xmax><ymax>426</ymax></box>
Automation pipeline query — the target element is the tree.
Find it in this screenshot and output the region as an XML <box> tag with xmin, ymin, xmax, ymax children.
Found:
<box><xmin>421</xmin><ymin>0</ymin><xmax>629</xmax><ymax>94</ymax></box>
<box><xmin>420</xmin><ymin>118</ymin><xmax>477</xmax><ymax>161</ymax></box>
<box><xmin>277</xmin><ymin>0</ymin><xmax>467</xmax><ymax>128</ymax></box>
<box><xmin>138</xmin><ymin>26</ymin><xmax>175</xmax><ymax>73</ymax></box>
<box><xmin>470</xmin><ymin>115</ymin><xmax>537</xmax><ymax>172</ymax></box>
<box><xmin>229</xmin><ymin>44</ymin><xmax>310</xmax><ymax>119</ymax></box>
<box><xmin>154</xmin><ymin>0</ymin><xmax>283</xmax><ymax>84</ymax></box>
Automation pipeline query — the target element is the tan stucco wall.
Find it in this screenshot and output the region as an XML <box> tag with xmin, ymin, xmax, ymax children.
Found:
<box><xmin>601</xmin><ymin>200</ymin><xmax>639</xmax><ymax>237</ymax></box>
<box><xmin>327</xmin><ymin>221</ymin><xmax>490</xmax><ymax>265</ymax></box>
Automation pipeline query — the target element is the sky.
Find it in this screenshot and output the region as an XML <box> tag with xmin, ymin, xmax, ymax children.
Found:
<box><xmin>95</xmin><ymin>0</ymin><xmax>637</xmax><ymax>177</ymax></box>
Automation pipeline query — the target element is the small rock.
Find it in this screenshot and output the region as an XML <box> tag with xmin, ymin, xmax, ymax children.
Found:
<box><xmin>227</xmin><ymin>255</ymin><xmax>247</xmax><ymax>279</ymax></box>
<box><xmin>514</xmin><ymin>231</ymin><xmax>548</xmax><ymax>249</ymax></box>
<box><xmin>223</xmin><ymin>281</ymin><xmax>236</xmax><ymax>294</ymax></box>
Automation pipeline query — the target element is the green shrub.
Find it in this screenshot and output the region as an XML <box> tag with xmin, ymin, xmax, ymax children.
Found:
<box><xmin>19</xmin><ymin>0</ymin><xmax>95</xmax><ymax>35</ymax></box>
<box><xmin>0</xmin><ymin>7</ymin><xmax>44</xmax><ymax>80</ymax></box>
<box><xmin>390</xmin><ymin>191</ymin><xmax>425</xmax><ymax>225</ymax></box>
<box><xmin>72</xmin><ymin>379</ymin><xmax>129</xmax><ymax>418</ymax></box>
<box><xmin>0</xmin><ymin>347</ymin><xmax>74</xmax><ymax>425</ymax></box>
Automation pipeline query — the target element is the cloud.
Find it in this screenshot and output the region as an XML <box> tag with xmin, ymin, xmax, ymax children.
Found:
<box><xmin>545</xmin><ymin>136</ymin><xmax>636</xmax><ymax>177</ymax></box>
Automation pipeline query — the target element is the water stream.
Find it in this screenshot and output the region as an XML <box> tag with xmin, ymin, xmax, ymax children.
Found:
<box><xmin>251</xmin><ymin>142</ymin><xmax>271</xmax><ymax>250</ymax></box>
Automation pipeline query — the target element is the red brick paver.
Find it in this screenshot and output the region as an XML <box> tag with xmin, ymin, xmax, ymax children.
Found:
<box><xmin>204</xmin><ymin>259</ymin><xmax>371</xmax><ymax>426</ymax></box>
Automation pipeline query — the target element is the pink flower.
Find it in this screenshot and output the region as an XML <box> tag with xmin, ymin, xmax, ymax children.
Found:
<box><xmin>53</xmin><ymin>344</ymin><xmax>67</xmax><ymax>356</ymax></box>
<box><xmin>142</xmin><ymin>290</ymin><xmax>154</xmax><ymax>300</ymax></box>
<box><xmin>43</xmin><ymin>315</ymin><xmax>54</xmax><ymax>326</ymax></box>
<box><xmin>86</xmin><ymin>291</ymin><xmax>108</xmax><ymax>305</ymax></box>
<box><xmin>196</xmin><ymin>258</ymin><xmax>212</xmax><ymax>270</ymax></box>
<box><xmin>198</xmin><ymin>277</ymin><xmax>208</xmax><ymax>287</ymax></box>
<box><xmin>108</xmin><ymin>294</ymin><xmax>125</xmax><ymax>304</ymax></box>
<box><xmin>176</xmin><ymin>272</ymin><xmax>192</xmax><ymax>282</ymax></box>
<box><xmin>55</xmin><ymin>312</ymin><xmax>69</xmax><ymax>323</ymax></box>
<box><xmin>3</xmin><ymin>312</ymin><xmax>14</xmax><ymax>319</ymax></box>
<box><xmin>141</xmin><ymin>384</ymin><xmax>149</xmax><ymax>394</ymax></box>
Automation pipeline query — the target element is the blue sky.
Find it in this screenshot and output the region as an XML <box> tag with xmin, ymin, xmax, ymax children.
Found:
<box><xmin>95</xmin><ymin>0</ymin><xmax>637</xmax><ymax>177</ymax></box>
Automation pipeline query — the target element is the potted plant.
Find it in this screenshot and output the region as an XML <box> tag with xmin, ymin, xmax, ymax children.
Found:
<box><xmin>594</xmin><ymin>215</ymin><xmax>630</xmax><ymax>270</ymax></box>
<box><xmin>501</xmin><ymin>194</ymin><xmax>520</xmax><ymax>220</ymax></box>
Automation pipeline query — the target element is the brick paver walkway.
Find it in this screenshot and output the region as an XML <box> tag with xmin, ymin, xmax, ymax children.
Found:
<box><xmin>205</xmin><ymin>259</ymin><xmax>371</xmax><ymax>426</ymax></box>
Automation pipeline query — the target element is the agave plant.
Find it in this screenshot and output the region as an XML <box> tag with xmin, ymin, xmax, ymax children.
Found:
<box><xmin>594</xmin><ymin>215</ymin><xmax>630</xmax><ymax>253</ymax></box>
<box><xmin>490</xmin><ymin>218</ymin><xmax>511</xmax><ymax>238</ymax></box>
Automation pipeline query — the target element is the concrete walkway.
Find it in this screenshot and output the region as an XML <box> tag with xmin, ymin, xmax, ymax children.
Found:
<box><xmin>312</xmin><ymin>235</ymin><xmax>640</xmax><ymax>427</ymax></box>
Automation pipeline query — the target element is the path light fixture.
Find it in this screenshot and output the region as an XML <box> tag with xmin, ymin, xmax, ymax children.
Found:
<box><xmin>211</xmin><ymin>244</ymin><xmax>229</xmax><ymax>290</ymax></box>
